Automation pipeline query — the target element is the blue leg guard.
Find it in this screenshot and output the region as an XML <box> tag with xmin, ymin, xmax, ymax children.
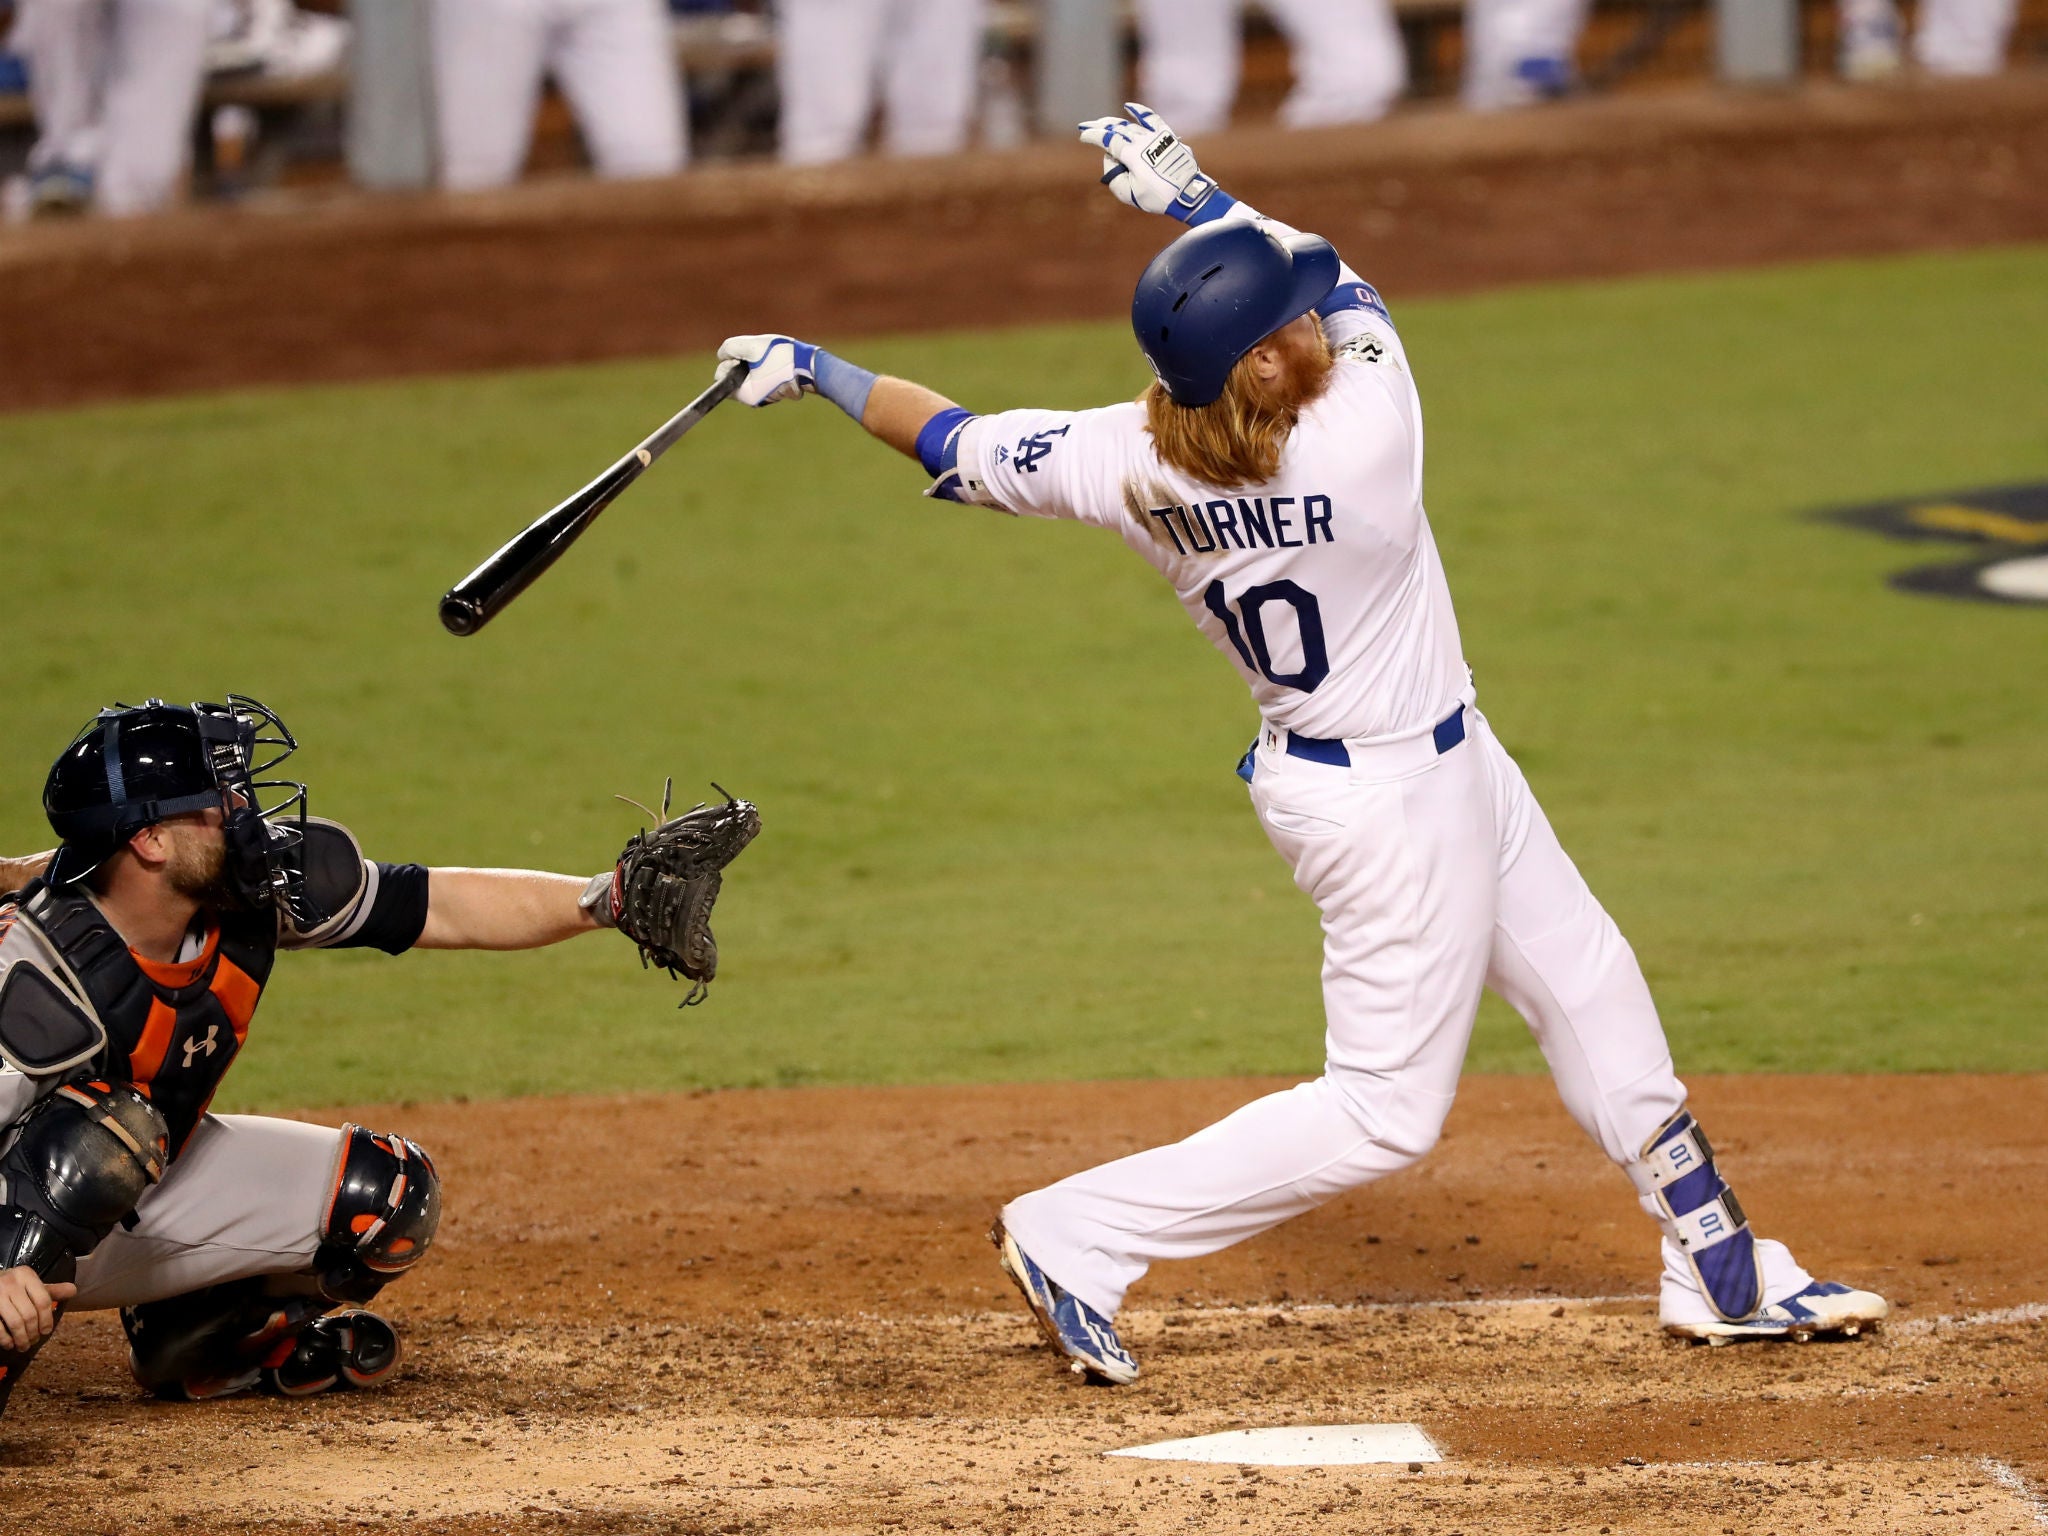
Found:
<box><xmin>1629</xmin><ymin>1110</ymin><xmax>1763</xmax><ymax>1322</ymax></box>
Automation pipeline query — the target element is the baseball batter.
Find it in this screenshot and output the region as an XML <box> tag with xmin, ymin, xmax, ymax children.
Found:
<box><xmin>0</xmin><ymin>695</ymin><xmax>754</xmax><ymax>1409</ymax></box>
<box><xmin>712</xmin><ymin>104</ymin><xmax>1889</xmax><ymax>1382</ymax></box>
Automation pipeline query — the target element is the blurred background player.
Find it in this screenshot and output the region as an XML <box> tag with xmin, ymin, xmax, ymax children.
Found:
<box><xmin>1837</xmin><ymin>0</ymin><xmax>2019</xmax><ymax>77</ymax></box>
<box><xmin>431</xmin><ymin>0</ymin><xmax>687</xmax><ymax>191</ymax></box>
<box><xmin>1134</xmin><ymin>0</ymin><xmax>1407</xmax><ymax>133</ymax></box>
<box><xmin>8</xmin><ymin>0</ymin><xmax>211</xmax><ymax>216</ymax></box>
<box><xmin>775</xmin><ymin>0</ymin><xmax>987</xmax><ymax>166</ymax></box>
<box><xmin>1462</xmin><ymin>0</ymin><xmax>1586</xmax><ymax>108</ymax></box>
<box><xmin>206</xmin><ymin>0</ymin><xmax>347</xmax><ymax>82</ymax></box>
<box><xmin>1466</xmin><ymin>0</ymin><xmax>2020</xmax><ymax>107</ymax></box>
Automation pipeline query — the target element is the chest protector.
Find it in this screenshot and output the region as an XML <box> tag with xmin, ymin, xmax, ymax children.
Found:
<box><xmin>16</xmin><ymin>880</ymin><xmax>276</xmax><ymax>1156</ymax></box>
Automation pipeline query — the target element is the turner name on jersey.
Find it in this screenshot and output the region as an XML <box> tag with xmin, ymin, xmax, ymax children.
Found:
<box><xmin>1144</xmin><ymin>494</ymin><xmax>1338</xmax><ymax>555</ymax></box>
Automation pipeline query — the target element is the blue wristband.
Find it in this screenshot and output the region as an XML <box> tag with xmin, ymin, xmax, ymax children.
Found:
<box><xmin>914</xmin><ymin>407</ymin><xmax>976</xmax><ymax>477</ymax></box>
<box><xmin>1180</xmin><ymin>188</ymin><xmax>1237</xmax><ymax>227</ymax></box>
<box><xmin>812</xmin><ymin>349</ymin><xmax>878</xmax><ymax>422</ymax></box>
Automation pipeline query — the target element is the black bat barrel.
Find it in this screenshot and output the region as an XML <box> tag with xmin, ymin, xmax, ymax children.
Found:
<box><xmin>438</xmin><ymin>451</ymin><xmax>648</xmax><ymax>636</ymax></box>
<box><xmin>436</xmin><ymin>360</ymin><xmax>745</xmax><ymax>638</ymax></box>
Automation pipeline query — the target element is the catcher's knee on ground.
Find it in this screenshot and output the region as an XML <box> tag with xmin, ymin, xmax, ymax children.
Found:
<box><xmin>124</xmin><ymin>1123</ymin><xmax>439</xmax><ymax>1398</ymax></box>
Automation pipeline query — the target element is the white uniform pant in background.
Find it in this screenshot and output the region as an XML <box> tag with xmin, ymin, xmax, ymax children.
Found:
<box><xmin>1000</xmin><ymin>708</ymin><xmax>1811</xmax><ymax>1322</ymax></box>
<box><xmin>1461</xmin><ymin>0</ymin><xmax>1589</xmax><ymax>109</ymax></box>
<box><xmin>1134</xmin><ymin>0</ymin><xmax>1406</xmax><ymax>135</ymax></box>
<box><xmin>1909</xmin><ymin>0</ymin><xmax>2019</xmax><ymax>72</ymax></box>
<box><xmin>71</xmin><ymin>1114</ymin><xmax>343</xmax><ymax>1310</ymax></box>
<box><xmin>432</xmin><ymin>0</ymin><xmax>686</xmax><ymax>192</ymax></box>
<box><xmin>775</xmin><ymin>0</ymin><xmax>986</xmax><ymax>166</ymax></box>
<box><xmin>12</xmin><ymin>0</ymin><xmax>211</xmax><ymax>215</ymax></box>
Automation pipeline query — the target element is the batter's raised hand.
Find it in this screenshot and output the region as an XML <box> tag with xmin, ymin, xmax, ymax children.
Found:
<box><xmin>0</xmin><ymin>1266</ymin><xmax>74</xmax><ymax>1352</ymax></box>
<box><xmin>1078</xmin><ymin>102</ymin><xmax>1228</xmax><ymax>224</ymax></box>
<box><xmin>717</xmin><ymin>334</ymin><xmax>819</xmax><ymax>407</ymax></box>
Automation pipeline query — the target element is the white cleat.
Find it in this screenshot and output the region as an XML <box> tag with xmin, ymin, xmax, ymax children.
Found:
<box><xmin>1664</xmin><ymin>1280</ymin><xmax>1890</xmax><ymax>1344</ymax></box>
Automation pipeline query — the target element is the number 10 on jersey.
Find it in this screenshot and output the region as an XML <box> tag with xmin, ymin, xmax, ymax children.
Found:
<box><xmin>1203</xmin><ymin>579</ymin><xmax>1330</xmax><ymax>692</ymax></box>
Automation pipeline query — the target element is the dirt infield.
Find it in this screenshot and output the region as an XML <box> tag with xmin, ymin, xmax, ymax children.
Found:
<box><xmin>1</xmin><ymin>72</ymin><xmax>2046</xmax><ymax>412</ymax></box>
<box><xmin>0</xmin><ymin>1073</ymin><xmax>2042</xmax><ymax>1534</ymax></box>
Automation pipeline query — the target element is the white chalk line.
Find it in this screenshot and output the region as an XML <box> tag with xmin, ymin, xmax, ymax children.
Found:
<box><xmin>770</xmin><ymin>1294</ymin><xmax>2048</xmax><ymax>1333</ymax></box>
<box><xmin>762</xmin><ymin>1293</ymin><xmax>1661</xmax><ymax>1332</ymax></box>
<box><xmin>1895</xmin><ymin>1302</ymin><xmax>2048</xmax><ymax>1336</ymax></box>
<box><xmin>1983</xmin><ymin>1459</ymin><xmax>2048</xmax><ymax>1530</ymax></box>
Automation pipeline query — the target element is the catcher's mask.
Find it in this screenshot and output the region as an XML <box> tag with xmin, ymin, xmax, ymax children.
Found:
<box><xmin>43</xmin><ymin>694</ymin><xmax>309</xmax><ymax>913</ymax></box>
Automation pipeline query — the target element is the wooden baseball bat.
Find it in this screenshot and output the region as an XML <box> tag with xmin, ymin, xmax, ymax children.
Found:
<box><xmin>439</xmin><ymin>358</ymin><xmax>749</xmax><ymax>637</ymax></box>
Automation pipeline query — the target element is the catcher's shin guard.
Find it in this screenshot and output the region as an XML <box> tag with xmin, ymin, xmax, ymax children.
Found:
<box><xmin>124</xmin><ymin>1277</ymin><xmax>326</xmax><ymax>1400</ymax></box>
<box><xmin>314</xmin><ymin>1125</ymin><xmax>440</xmax><ymax>1304</ymax></box>
<box><xmin>0</xmin><ymin>1080</ymin><xmax>169</xmax><ymax>1415</ymax></box>
<box><xmin>1627</xmin><ymin>1109</ymin><xmax>1762</xmax><ymax>1322</ymax></box>
<box><xmin>264</xmin><ymin>1309</ymin><xmax>400</xmax><ymax>1396</ymax></box>
<box><xmin>123</xmin><ymin>1281</ymin><xmax>401</xmax><ymax>1400</ymax></box>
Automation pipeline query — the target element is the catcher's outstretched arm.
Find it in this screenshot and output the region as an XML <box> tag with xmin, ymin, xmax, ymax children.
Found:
<box><xmin>0</xmin><ymin>851</ymin><xmax>54</xmax><ymax>894</ymax></box>
<box><xmin>414</xmin><ymin>868</ymin><xmax>602</xmax><ymax>951</ymax></box>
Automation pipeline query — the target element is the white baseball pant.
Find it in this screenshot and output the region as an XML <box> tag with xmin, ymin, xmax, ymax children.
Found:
<box><xmin>431</xmin><ymin>0</ymin><xmax>687</xmax><ymax>192</ymax></box>
<box><xmin>774</xmin><ymin>0</ymin><xmax>986</xmax><ymax>165</ymax></box>
<box><xmin>1912</xmin><ymin>0</ymin><xmax>2020</xmax><ymax>72</ymax></box>
<box><xmin>999</xmin><ymin>707</ymin><xmax>1813</xmax><ymax>1328</ymax></box>
<box><xmin>1134</xmin><ymin>0</ymin><xmax>1407</xmax><ymax>134</ymax></box>
<box><xmin>12</xmin><ymin>0</ymin><xmax>211</xmax><ymax>216</ymax></box>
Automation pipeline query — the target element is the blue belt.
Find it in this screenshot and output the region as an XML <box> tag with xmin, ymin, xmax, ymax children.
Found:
<box><xmin>1236</xmin><ymin>705</ymin><xmax>1466</xmax><ymax>782</ymax></box>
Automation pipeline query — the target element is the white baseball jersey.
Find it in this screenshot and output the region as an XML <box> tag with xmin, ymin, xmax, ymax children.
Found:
<box><xmin>949</xmin><ymin>289</ymin><xmax>1470</xmax><ymax>744</ymax></box>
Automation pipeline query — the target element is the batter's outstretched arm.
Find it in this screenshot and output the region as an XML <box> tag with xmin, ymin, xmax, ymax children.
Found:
<box><xmin>860</xmin><ymin>376</ymin><xmax>965</xmax><ymax>463</ymax></box>
<box><xmin>715</xmin><ymin>335</ymin><xmax>981</xmax><ymax>490</ymax></box>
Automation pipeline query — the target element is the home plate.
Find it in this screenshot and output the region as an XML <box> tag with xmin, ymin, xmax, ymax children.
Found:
<box><xmin>1106</xmin><ymin>1423</ymin><xmax>1442</xmax><ymax>1466</ymax></box>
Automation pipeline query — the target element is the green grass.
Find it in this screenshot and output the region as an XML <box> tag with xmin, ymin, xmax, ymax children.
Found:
<box><xmin>2</xmin><ymin>245</ymin><xmax>2044</xmax><ymax>1107</ymax></box>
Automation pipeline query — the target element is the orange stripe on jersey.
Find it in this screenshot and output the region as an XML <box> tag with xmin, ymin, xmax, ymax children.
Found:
<box><xmin>128</xmin><ymin>999</ymin><xmax>180</xmax><ymax>1083</ymax></box>
<box><xmin>211</xmin><ymin>956</ymin><xmax>260</xmax><ymax>1047</ymax></box>
<box><xmin>181</xmin><ymin>954</ymin><xmax>265</xmax><ymax>1144</ymax></box>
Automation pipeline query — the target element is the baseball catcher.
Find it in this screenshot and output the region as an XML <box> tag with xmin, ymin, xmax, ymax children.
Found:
<box><xmin>709</xmin><ymin>103</ymin><xmax>1889</xmax><ymax>1383</ymax></box>
<box><xmin>0</xmin><ymin>695</ymin><xmax>755</xmax><ymax>1412</ymax></box>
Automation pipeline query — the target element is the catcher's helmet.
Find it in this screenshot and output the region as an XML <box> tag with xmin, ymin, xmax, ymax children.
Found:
<box><xmin>1131</xmin><ymin>220</ymin><xmax>1341</xmax><ymax>407</ymax></box>
<box><xmin>43</xmin><ymin>695</ymin><xmax>307</xmax><ymax>905</ymax></box>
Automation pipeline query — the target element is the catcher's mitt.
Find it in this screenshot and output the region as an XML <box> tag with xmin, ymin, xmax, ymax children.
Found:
<box><xmin>606</xmin><ymin>780</ymin><xmax>760</xmax><ymax>1005</ymax></box>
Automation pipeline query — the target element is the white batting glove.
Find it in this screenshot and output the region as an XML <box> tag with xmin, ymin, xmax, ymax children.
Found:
<box><xmin>717</xmin><ymin>334</ymin><xmax>819</xmax><ymax>408</ymax></box>
<box><xmin>1076</xmin><ymin>102</ymin><xmax>1225</xmax><ymax>223</ymax></box>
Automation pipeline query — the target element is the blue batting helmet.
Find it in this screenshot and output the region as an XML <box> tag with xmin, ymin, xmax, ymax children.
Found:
<box><xmin>1130</xmin><ymin>221</ymin><xmax>1341</xmax><ymax>406</ymax></box>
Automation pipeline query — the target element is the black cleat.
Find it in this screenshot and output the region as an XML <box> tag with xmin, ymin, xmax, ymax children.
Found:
<box><xmin>262</xmin><ymin>1310</ymin><xmax>401</xmax><ymax>1396</ymax></box>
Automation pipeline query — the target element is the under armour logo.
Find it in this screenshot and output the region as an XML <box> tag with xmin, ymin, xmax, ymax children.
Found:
<box><xmin>182</xmin><ymin>1024</ymin><xmax>219</xmax><ymax>1068</ymax></box>
<box><xmin>1014</xmin><ymin>425</ymin><xmax>1070</xmax><ymax>474</ymax></box>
